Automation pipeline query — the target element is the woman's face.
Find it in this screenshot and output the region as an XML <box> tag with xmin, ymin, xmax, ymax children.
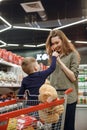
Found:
<box><xmin>51</xmin><ymin>36</ymin><xmax>63</xmax><ymax>54</ymax></box>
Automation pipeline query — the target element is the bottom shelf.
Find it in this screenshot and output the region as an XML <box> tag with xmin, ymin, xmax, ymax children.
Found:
<box><xmin>75</xmin><ymin>104</ymin><xmax>87</xmax><ymax>130</ymax></box>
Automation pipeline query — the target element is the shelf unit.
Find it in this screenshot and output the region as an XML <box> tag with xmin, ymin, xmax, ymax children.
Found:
<box><xmin>0</xmin><ymin>58</ymin><xmax>24</xmax><ymax>117</ymax></box>
<box><xmin>0</xmin><ymin>58</ymin><xmax>23</xmax><ymax>94</ymax></box>
<box><xmin>78</xmin><ymin>64</ymin><xmax>87</xmax><ymax>104</ymax></box>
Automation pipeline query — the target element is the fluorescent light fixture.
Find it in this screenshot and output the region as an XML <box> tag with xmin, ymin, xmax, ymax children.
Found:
<box><xmin>0</xmin><ymin>16</ymin><xmax>12</xmax><ymax>32</ymax></box>
<box><xmin>7</xmin><ymin>44</ymin><xmax>19</xmax><ymax>46</ymax></box>
<box><xmin>37</xmin><ymin>43</ymin><xmax>45</xmax><ymax>47</ymax></box>
<box><xmin>24</xmin><ymin>43</ymin><xmax>46</xmax><ymax>48</ymax></box>
<box><xmin>0</xmin><ymin>40</ymin><xmax>7</xmax><ymax>47</ymax></box>
<box><xmin>23</xmin><ymin>45</ymin><xmax>36</xmax><ymax>47</ymax></box>
<box><xmin>54</xmin><ymin>18</ymin><xmax>87</xmax><ymax>30</ymax></box>
<box><xmin>0</xmin><ymin>27</ymin><xmax>11</xmax><ymax>33</ymax></box>
<box><xmin>13</xmin><ymin>26</ymin><xmax>51</xmax><ymax>31</ymax></box>
<box><xmin>75</xmin><ymin>41</ymin><xmax>87</xmax><ymax>44</ymax></box>
<box><xmin>0</xmin><ymin>16</ymin><xmax>11</xmax><ymax>26</ymax></box>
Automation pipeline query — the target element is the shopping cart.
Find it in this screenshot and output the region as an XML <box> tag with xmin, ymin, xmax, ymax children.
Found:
<box><xmin>0</xmin><ymin>88</ymin><xmax>73</xmax><ymax>130</ymax></box>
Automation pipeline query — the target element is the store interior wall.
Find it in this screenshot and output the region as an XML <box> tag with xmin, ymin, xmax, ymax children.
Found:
<box><xmin>12</xmin><ymin>48</ymin><xmax>87</xmax><ymax>65</ymax></box>
<box><xmin>80</xmin><ymin>52</ymin><xmax>87</xmax><ymax>64</ymax></box>
<box><xmin>13</xmin><ymin>48</ymin><xmax>48</xmax><ymax>65</ymax></box>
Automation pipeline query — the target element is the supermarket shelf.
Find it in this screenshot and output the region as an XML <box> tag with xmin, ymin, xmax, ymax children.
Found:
<box><xmin>77</xmin><ymin>104</ymin><xmax>87</xmax><ymax>108</ymax></box>
<box><xmin>0</xmin><ymin>86</ymin><xmax>20</xmax><ymax>88</ymax></box>
<box><xmin>0</xmin><ymin>58</ymin><xmax>19</xmax><ymax>67</ymax></box>
<box><xmin>0</xmin><ymin>103</ymin><xmax>23</xmax><ymax>113</ymax></box>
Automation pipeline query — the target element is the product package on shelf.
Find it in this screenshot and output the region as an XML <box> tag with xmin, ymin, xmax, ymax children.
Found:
<box><xmin>0</xmin><ymin>48</ymin><xmax>24</xmax><ymax>65</ymax></box>
<box><xmin>0</xmin><ymin>92</ymin><xmax>24</xmax><ymax>114</ymax></box>
<box><xmin>0</xmin><ymin>55</ymin><xmax>24</xmax><ymax>87</ymax></box>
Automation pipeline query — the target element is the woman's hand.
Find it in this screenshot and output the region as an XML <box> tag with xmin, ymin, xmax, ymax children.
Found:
<box><xmin>52</xmin><ymin>51</ymin><xmax>59</xmax><ymax>58</ymax></box>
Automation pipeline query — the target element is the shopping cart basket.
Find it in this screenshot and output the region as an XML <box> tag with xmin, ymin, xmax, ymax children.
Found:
<box><xmin>0</xmin><ymin>88</ymin><xmax>73</xmax><ymax>130</ymax></box>
<box><xmin>0</xmin><ymin>98</ymin><xmax>24</xmax><ymax>129</ymax></box>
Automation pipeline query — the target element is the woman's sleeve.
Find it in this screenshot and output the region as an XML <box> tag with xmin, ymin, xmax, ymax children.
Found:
<box><xmin>70</xmin><ymin>52</ymin><xmax>79</xmax><ymax>78</ymax></box>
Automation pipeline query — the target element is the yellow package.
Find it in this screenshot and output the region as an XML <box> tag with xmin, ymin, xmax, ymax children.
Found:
<box><xmin>7</xmin><ymin>118</ymin><xmax>17</xmax><ymax>130</ymax></box>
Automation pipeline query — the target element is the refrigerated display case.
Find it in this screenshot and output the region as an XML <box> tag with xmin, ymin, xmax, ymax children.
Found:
<box><xmin>78</xmin><ymin>64</ymin><xmax>87</xmax><ymax>104</ymax></box>
<box><xmin>75</xmin><ymin>64</ymin><xmax>87</xmax><ymax>130</ymax></box>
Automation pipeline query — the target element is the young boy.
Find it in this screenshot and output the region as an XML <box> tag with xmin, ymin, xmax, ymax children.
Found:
<box><xmin>18</xmin><ymin>51</ymin><xmax>58</xmax><ymax>101</ymax></box>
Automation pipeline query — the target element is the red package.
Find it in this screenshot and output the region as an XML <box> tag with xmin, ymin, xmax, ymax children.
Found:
<box><xmin>17</xmin><ymin>115</ymin><xmax>37</xmax><ymax>130</ymax></box>
<box><xmin>1</xmin><ymin>49</ymin><xmax>7</xmax><ymax>60</ymax></box>
<box><xmin>0</xmin><ymin>49</ymin><xmax>3</xmax><ymax>58</ymax></box>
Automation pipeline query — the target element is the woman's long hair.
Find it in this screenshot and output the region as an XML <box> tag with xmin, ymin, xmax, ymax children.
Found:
<box><xmin>46</xmin><ymin>29</ymin><xmax>81</xmax><ymax>63</ymax></box>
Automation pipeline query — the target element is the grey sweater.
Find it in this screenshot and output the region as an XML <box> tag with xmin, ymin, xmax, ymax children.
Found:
<box><xmin>50</xmin><ymin>52</ymin><xmax>79</xmax><ymax>104</ymax></box>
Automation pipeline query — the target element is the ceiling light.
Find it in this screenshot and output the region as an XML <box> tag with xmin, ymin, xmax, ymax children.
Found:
<box><xmin>23</xmin><ymin>45</ymin><xmax>36</xmax><ymax>47</ymax></box>
<box><xmin>24</xmin><ymin>43</ymin><xmax>45</xmax><ymax>48</ymax></box>
<box><xmin>75</xmin><ymin>41</ymin><xmax>87</xmax><ymax>44</ymax></box>
<box><xmin>7</xmin><ymin>44</ymin><xmax>19</xmax><ymax>46</ymax></box>
<box><xmin>0</xmin><ymin>40</ymin><xmax>7</xmax><ymax>47</ymax></box>
<box><xmin>0</xmin><ymin>16</ymin><xmax>12</xmax><ymax>32</ymax></box>
<box><xmin>13</xmin><ymin>26</ymin><xmax>51</xmax><ymax>31</ymax></box>
<box><xmin>0</xmin><ymin>27</ymin><xmax>11</xmax><ymax>33</ymax></box>
<box><xmin>54</xmin><ymin>18</ymin><xmax>87</xmax><ymax>30</ymax></box>
<box><xmin>37</xmin><ymin>43</ymin><xmax>45</xmax><ymax>47</ymax></box>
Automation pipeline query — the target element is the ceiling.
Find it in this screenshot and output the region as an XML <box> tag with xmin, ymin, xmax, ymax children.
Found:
<box><xmin>0</xmin><ymin>0</ymin><xmax>87</xmax><ymax>51</ymax></box>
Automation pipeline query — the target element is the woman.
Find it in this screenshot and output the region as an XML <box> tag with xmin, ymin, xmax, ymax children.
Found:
<box><xmin>46</xmin><ymin>29</ymin><xmax>81</xmax><ymax>130</ymax></box>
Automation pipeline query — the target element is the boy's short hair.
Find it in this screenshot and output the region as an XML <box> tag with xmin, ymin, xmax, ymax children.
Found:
<box><xmin>21</xmin><ymin>57</ymin><xmax>36</xmax><ymax>74</ymax></box>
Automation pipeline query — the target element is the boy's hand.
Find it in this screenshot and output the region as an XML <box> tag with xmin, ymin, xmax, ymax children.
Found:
<box><xmin>52</xmin><ymin>51</ymin><xmax>59</xmax><ymax>57</ymax></box>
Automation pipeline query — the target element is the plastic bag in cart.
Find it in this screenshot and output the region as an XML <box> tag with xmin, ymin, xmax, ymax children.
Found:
<box><xmin>7</xmin><ymin>115</ymin><xmax>38</xmax><ymax>130</ymax></box>
<box><xmin>17</xmin><ymin>115</ymin><xmax>38</xmax><ymax>130</ymax></box>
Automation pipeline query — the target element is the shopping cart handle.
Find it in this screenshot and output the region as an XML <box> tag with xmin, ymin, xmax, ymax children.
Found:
<box><xmin>64</xmin><ymin>88</ymin><xmax>73</xmax><ymax>95</ymax></box>
<box><xmin>0</xmin><ymin>98</ymin><xmax>65</xmax><ymax>121</ymax></box>
<box><xmin>56</xmin><ymin>89</ymin><xmax>67</xmax><ymax>91</ymax></box>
